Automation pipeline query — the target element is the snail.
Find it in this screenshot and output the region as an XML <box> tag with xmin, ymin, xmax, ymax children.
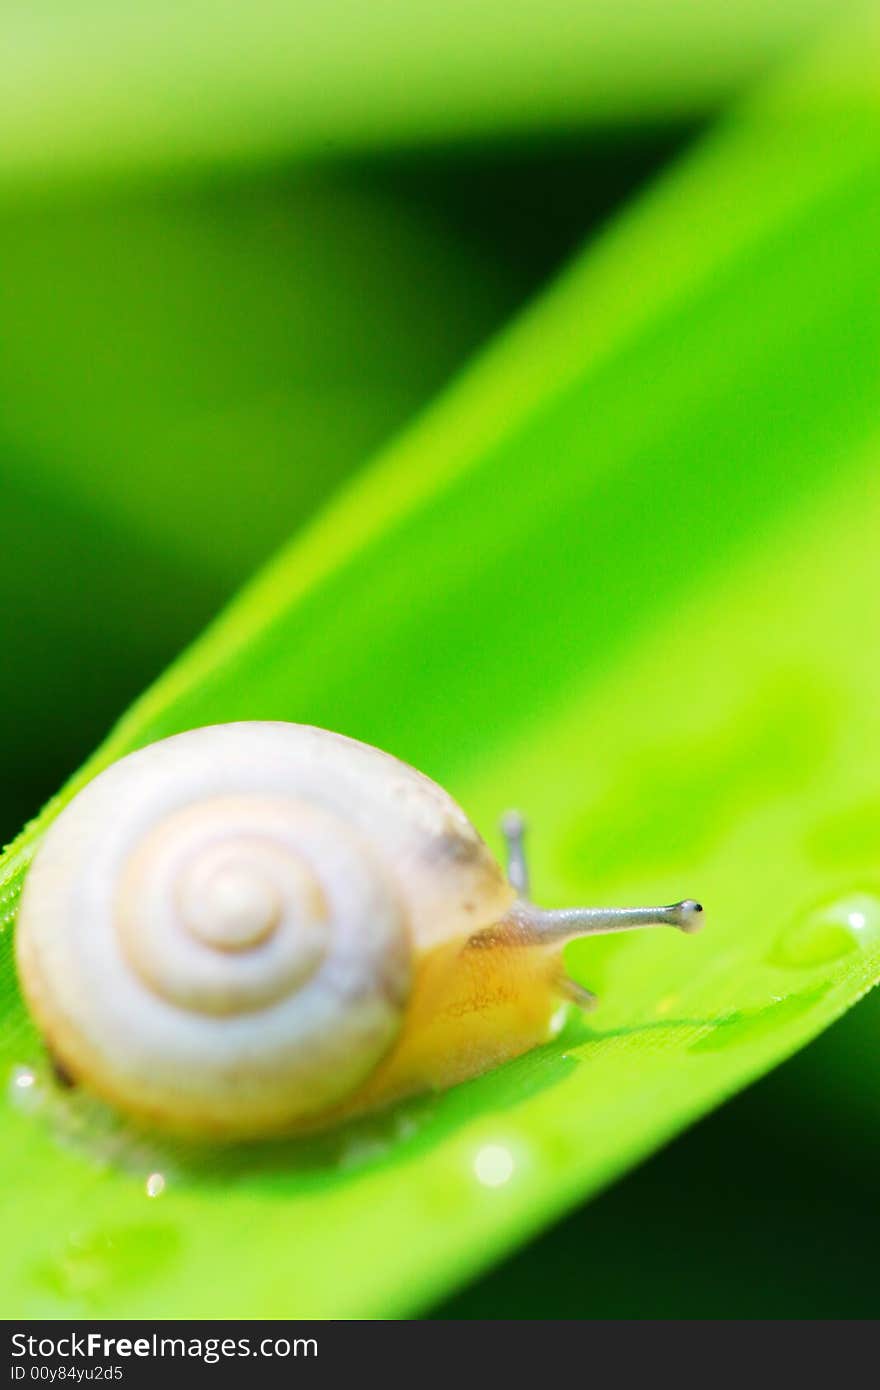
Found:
<box><xmin>14</xmin><ymin>722</ymin><xmax>703</xmax><ymax>1139</ymax></box>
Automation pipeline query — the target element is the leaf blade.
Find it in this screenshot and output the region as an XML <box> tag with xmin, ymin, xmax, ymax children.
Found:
<box><xmin>3</xmin><ymin>12</ymin><xmax>880</xmax><ymax>1318</ymax></box>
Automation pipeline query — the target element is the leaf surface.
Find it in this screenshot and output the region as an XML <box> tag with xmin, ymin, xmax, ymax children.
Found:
<box><xmin>2</xmin><ymin>12</ymin><xmax>879</xmax><ymax>1317</ymax></box>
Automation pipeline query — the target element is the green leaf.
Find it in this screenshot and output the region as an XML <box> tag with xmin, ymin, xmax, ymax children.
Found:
<box><xmin>2</xmin><ymin>11</ymin><xmax>880</xmax><ymax>1317</ymax></box>
<box><xmin>0</xmin><ymin>0</ymin><xmax>844</xmax><ymax>188</ymax></box>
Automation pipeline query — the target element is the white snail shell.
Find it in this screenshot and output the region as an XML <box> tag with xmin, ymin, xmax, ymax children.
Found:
<box><xmin>15</xmin><ymin>723</ymin><xmax>512</xmax><ymax>1138</ymax></box>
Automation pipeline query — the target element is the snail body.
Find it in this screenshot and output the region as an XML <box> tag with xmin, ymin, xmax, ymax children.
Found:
<box><xmin>15</xmin><ymin>723</ymin><xmax>702</xmax><ymax>1139</ymax></box>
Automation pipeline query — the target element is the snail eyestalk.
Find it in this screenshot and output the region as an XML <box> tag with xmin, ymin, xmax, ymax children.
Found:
<box><xmin>489</xmin><ymin>894</ymin><xmax>703</xmax><ymax>1016</ymax></box>
<box><xmin>501</xmin><ymin>809</ymin><xmax>529</xmax><ymax>897</ymax></box>
<box><xmin>503</xmin><ymin>897</ymin><xmax>704</xmax><ymax>945</ymax></box>
<box><xmin>497</xmin><ymin>810</ymin><xmax>703</xmax><ymax>946</ymax></box>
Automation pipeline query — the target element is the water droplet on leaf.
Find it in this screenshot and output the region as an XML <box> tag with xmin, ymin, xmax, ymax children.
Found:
<box><xmin>8</xmin><ymin>1065</ymin><xmax>42</xmax><ymax>1114</ymax></box>
<box><xmin>770</xmin><ymin>892</ymin><xmax>880</xmax><ymax>968</ymax></box>
<box><xmin>145</xmin><ymin>1172</ymin><xmax>166</xmax><ymax>1198</ymax></box>
<box><xmin>473</xmin><ymin>1143</ymin><xmax>515</xmax><ymax>1188</ymax></box>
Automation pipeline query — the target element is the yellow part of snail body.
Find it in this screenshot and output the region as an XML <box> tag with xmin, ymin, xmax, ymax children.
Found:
<box><xmin>14</xmin><ymin>722</ymin><xmax>703</xmax><ymax>1140</ymax></box>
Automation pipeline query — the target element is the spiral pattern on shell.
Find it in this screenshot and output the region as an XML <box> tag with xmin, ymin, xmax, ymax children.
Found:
<box><xmin>14</xmin><ymin>724</ymin><xmax>455</xmax><ymax>1137</ymax></box>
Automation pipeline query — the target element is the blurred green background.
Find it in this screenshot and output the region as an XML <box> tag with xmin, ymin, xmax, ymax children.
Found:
<box><xmin>2</xmin><ymin>0</ymin><xmax>879</xmax><ymax>1319</ymax></box>
<box><xmin>0</xmin><ymin>136</ymin><xmax>684</xmax><ymax>834</ymax></box>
